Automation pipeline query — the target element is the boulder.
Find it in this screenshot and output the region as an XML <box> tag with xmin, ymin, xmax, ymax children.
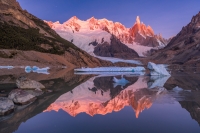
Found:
<box><xmin>8</xmin><ymin>89</ymin><xmax>36</xmax><ymax>105</ymax></box>
<box><xmin>0</xmin><ymin>97</ymin><xmax>14</xmax><ymax>116</ymax></box>
<box><xmin>147</xmin><ymin>62</ymin><xmax>170</xmax><ymax>76</ymax></box>
<box><xmin>25</xmin><ymin>90</ymin><xmax>44</xmax><ymax>96</ymax></box>
<box><xmin>16</xmin><ymin>77</ymin><xmax>45</xmax><ymax>91</ymax></box>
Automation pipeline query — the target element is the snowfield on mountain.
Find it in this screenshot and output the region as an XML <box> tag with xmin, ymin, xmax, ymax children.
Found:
<box><xmin>45</xmin><ymin>16</ymin><xmax>169</xmax><ymax>58</ymax></box>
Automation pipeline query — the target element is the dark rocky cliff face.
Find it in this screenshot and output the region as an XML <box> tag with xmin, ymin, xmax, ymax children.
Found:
<box><xmin>150</xmin><ymin>12</ymin><xmax>200</xmax><ymax>65</ymax></box>
<box><xmin>0</xmin><ymin>0</ymin><xmax>21</xmax><ymax>9</ymax></box>
<box><xmin>0</xmin><ymin>0</ymin><xmax>119</xmax><ymax>67</ymax></box>
<box><xmin>94</xmin><ymin>36</ymin><xmax>139</xmax><ymax>59</ymax></box>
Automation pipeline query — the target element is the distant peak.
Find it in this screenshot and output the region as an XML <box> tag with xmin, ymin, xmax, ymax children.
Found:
<box><xmin>136</xmin><ymin>16</ymin><xmax>141</xmax><ymax>24</ymax></box>
<box><xmin>68</xmin><ymin>16</ymin><xmax>79</xmax><ymax>22</ymax></box>
<box><xmin>90</xmin><ymin>16</ymin><xmax>95</xmax><ymax>19</ymax></box>
<box><xmin>87</xmin><ymin>16</ymin><xmax>97</xmax><ymax>21</ymax></box>
<box><xmin>54</xmin><ymin>21</ymin><xmax>60</xmax><ymax>24</ymax></box>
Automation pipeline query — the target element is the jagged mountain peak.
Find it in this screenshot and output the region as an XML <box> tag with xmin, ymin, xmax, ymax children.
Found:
<box><xmin>45</xmin><ymin>15</ymin><xmax>168</xmax><ymax>57</ymax></box>
<box><xmin>68</xmin><ymin>16</ymin><xmax>79</xmax><ymax>21</ymax></box>
<box><xmin>136</xmin><ymin>16</ymin><xmax>141</xmax><ymax>24</ymax></box>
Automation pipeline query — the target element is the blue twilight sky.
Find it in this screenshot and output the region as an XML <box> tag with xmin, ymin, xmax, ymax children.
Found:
<box><xmin>17</xmin><ymin>0</ymin><xmax>200</xmax><ymax>38</ymax></box>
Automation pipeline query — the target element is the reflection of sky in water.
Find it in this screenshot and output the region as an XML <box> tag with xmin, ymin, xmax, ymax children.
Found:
<box><xmin>15</xmin><ymin>102</ymin><xmax>200</xmax><ymax>133</ymax></box>
<box><xmin>1</xmin><ymin>73</ymin><xmax>200</xmax><ymax>133</ymax></box>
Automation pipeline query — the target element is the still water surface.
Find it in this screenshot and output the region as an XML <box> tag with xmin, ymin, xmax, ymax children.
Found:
<box><xmin>0</xmin><ymin>69</ymin><xmax>200</xmax><ymax>133</ymax></box>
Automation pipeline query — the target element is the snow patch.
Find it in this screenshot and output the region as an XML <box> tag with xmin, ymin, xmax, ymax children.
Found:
<box><xmin>126</xmin><ymin>43</ymin><xmax>153</xmax><ymax>57</ymax></box>
<box><xmin>56</xmin><ymin>29</ymin><xmax>111</xmax><ymax>56</ymax></box>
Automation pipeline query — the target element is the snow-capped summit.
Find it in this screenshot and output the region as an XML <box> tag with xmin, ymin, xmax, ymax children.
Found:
<box><xmin>136</xmin><ymin>16</ymin><xmax>141</xmax><ymax>24</ymax></box>
<box><xmin>45</xmin><ymin>16</ymin><xmax>168</xmax><ymax>57</ymax></box>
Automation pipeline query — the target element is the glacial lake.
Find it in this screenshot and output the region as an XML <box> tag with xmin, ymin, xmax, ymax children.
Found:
<box><xmin>0</xmin><ymin>68</ymin><xmax>200</xmax><ymax>133</ymax></box>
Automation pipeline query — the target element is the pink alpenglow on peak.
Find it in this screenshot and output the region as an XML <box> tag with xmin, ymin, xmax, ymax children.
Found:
<box><xmin>136</xmin><ymin>16</ymin><xmax>141</xmax><ymax>24</ymax></box>
<box><xmin>45</xmin><ymin>16</ymin><xmax>169</xmax><ymax>57</ymax></box>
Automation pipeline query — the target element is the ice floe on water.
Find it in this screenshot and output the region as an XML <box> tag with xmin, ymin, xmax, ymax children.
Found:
<box><xmin>74</xmin><ymin>67</ymin><xmax>145</xmax><ymax>72</ymax></box>
<box><xmin>74</xmin><ymin>71</ymin><xmax>145</xmax><ymax>77</ymax></box>
<box><xmin>0</xmin><ymin>66</ymin><xmax>14</xmax><ymax>69</ymax></box>
<box><xmin>25</xmin><ymin>66</ymin><xmax>50</xmax><ymax>74</ymax></box>
<box><xmin>173</xmin><ymin>86</ymin><xmax>191</xmax><ymax>93</ymax></box>
<box><xmin>147</xmin><ymin>62</ymin><xmax>170</xmax><ymax>76</ymax></box>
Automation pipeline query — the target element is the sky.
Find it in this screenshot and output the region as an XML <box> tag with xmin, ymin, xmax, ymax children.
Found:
<box><xmin>17</xmin><ymin>0</ymin><xmax>200</xmax><ymax>38</ymax></box>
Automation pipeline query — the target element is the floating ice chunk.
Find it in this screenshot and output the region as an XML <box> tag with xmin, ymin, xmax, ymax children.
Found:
<box><xmin>148</xmin><ymin>76</ymin><xmax>170</xmax><ymax>89</ymax></box>
<box><xmin>25</xmin><ymin>66</ymin><xmax>50</xmax><ymax>74</ymax></box>
<box><xmin>173</xmin><ymin>86</ymin><xmax>183</xmax><ymax>92</ymax></box>
<box><xmin>74</xmin><ymin>67</ymin><xmax>145</xmax><ymax>72</ymax></box>
<box><xmin>0</xmin><ymin>66</ymin><xmax>14</xmax><ymax>69</ymax></box>
<box><xmin>32</xmin><ymin>66</ymin><xmax>39</xmax><ymax>71</ymax></box>
<box><xmin>113</xmin><ymin>77</ymin><xmax>130</xmax><ymax>88</ymax></box>
<box><xmin>172</xmin><ymin>86</ymin><xmax>192</xmax><ymax>93</ymax></box>
<box><xmin>74</xmin><ymin>71</ymin><xmax>145</xmax><ymax>76</ymax></box>
<box><xmin>147</xmin><ymin>62</ymin><xmax>170</xmax><ymax>76</ymax></box>
<box><xmin>32</xmin><ymin>66</ymin><xmax>50</xmax><ymax>71</ymax></box>
<box><xmin>33</xmin><ymin>67</ymin><xmax>50</xmax><ymax>75</ymax></box>
<box><xmin>25</xmin><ymin>66</ymin><xmax>32</xmax><ymax>73</ymax></box>
<box><xmin>172</xmin><ymin>86</ymin><xmax>191</xmax><ymax>93</ymax></box>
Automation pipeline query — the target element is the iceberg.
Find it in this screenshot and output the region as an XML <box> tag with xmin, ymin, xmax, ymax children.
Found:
<box><xmin>147</xmin><ymin>62</ymin><xmax>170</xmax><ymax>76</ymax></box>
<box><xmin>172</xmin><ymin>86</ymin><xmax>191</xmax><ymax>93</ymax></box>
<box><xmin>74</xmin><ymin>71</ymin><xmax>145</xmax><ymax>76</ymax></box>
<box><xmin>173</xmin><ymin>86</ymin><xmax>183</xmax><ymax>92</ymax></box>
<box><xmin>25</xmin><ymin>66</ymin><xmax>50</xmax><ymax>74</ymax></box>
<box><xmin>113</xmin><ymin>77</ymin><xmax>130</xmax><ymax>88</ymax></box>
<box><xmin>32</xmin><ymin>66</ymin><xmax>50</xmax><ymax>74</ymax></box>
<box><xmin>74</xmin><ymin>67</ymin><xmax>145</xmax><ymax>72</ymax></box>
<box><xmin>25</xmin><ymin>66</ymin><xmax>32</xmax><ymax>73</ymax></box>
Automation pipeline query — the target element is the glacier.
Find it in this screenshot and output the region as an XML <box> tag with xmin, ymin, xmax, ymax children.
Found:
<box><xmin>96</xmin><ymin>56</ymin><xmax>142</xmax><ymax>65</ymax></box>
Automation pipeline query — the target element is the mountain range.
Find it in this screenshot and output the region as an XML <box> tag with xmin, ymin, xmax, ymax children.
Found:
<box><xmin>45</xmin><ymin>16</ymin><xmax>169</xmax><ymax>58</ymax></box>
<box><xmin>44</xmin><ymin>76</ymin><xmax>156</xmax><ymax>118</ymax></box>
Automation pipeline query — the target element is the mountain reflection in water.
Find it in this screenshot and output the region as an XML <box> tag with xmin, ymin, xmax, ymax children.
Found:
<box><xmin>44</xmin><ymin>74</ymin><xmax>200</xmax><ymax>119</ymax></box>
<box><xmin>1</xmin><ymin>70</ymin><xmax>200</xmax><ymax>133</ymax></box>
